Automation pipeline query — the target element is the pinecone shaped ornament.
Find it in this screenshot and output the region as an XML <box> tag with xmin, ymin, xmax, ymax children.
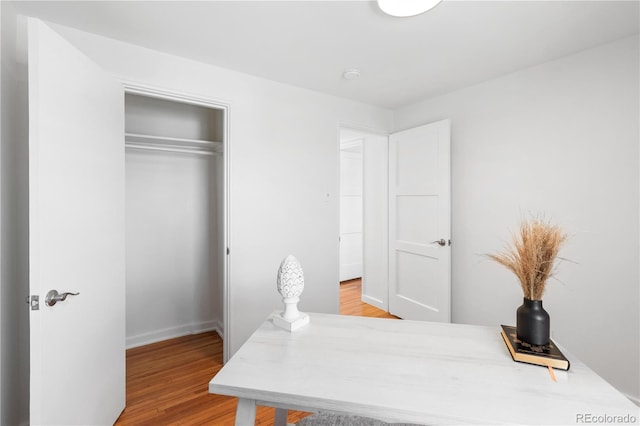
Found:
<box><xmin>274</xmin><ymin>255</ymin><xmax>309</xmax><ymax>331</ymax></box>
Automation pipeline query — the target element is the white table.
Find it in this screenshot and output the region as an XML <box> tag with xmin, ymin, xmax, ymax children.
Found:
<box><xmin>209</xmin><ymin>312</ymin><xmax>639</xmax><ymax>425</ymax></box>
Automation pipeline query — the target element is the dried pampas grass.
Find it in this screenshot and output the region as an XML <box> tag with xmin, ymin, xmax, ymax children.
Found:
<box><xmin>489</xmin><ymin>218</ymin><xmax>568</xmax><ymax>300</ymax></box>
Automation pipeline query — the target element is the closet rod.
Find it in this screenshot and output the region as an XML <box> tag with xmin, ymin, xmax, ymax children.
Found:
<box><xmin>125</xmin><ymin>132</ymin><xmax>222</xmax><ymax>147</ymax></box>
<box><xmin>125</xmin><ymin>143</ymin><xmax>219</xmax><ymax>156</ymax></box>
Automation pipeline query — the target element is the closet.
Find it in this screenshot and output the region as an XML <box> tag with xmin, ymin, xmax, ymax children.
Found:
<box><xmin>124</xmin><ymin>92</ymin><xmax>225</xmax><ymax>348</ymax></box>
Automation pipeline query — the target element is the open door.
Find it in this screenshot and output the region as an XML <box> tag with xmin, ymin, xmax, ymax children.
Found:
<box><xmin>388</xmin><ymin>120</ymin><xmax>451</xmax><ymax>322</ymax></box>
<box><xmin>28</xmin><ymin>19</ymin><xmax>125</xmax><ymax>425</ymax></box>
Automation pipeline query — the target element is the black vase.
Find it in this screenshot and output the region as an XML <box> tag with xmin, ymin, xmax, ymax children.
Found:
<box><xmin>516</xmin><ymin>298</ymin><xmax>550</xmax><ymax>346</ymax></box>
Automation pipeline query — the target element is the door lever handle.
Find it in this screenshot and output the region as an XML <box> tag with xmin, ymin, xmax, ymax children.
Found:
<box><xmin>431</xmin><ymin>238</ymin><xmax>447</xmax><ymax>247</ymax></box>
<box><xmin>45</xmin><ymin>290</ymin><xmax>80</xmax><ymax>307</ymax></box>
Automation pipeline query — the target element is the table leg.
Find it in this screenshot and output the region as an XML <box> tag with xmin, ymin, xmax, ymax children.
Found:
<box><xmin>235</xmin><ymin>398</ymin><xmax>257</xmax><ymax>426</ymax></box>
<box><xmin>274</xmin><ymin>408</ymin><xmax>288</xmax><ymax>426</ymax></box>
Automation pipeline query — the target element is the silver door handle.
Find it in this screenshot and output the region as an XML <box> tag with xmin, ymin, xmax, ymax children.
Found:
<box><xmin>45</xmin><ymin>290</ymin><xmax>79</xmax><ymax>307</ymax></box>
<box><xmin>431</xmin><ymin>239</ymin><xmax>447</xmax><ymax>247</ymax></box>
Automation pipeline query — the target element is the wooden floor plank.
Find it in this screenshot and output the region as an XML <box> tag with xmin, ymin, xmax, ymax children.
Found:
<box><xmin>115</xmin><ymin>278</ymin><xmax>397</xmax><ymax>425</ymax></box>
<box><xmin>339</xmin><ymin>279</ymin><xmax>399</xmax><ymax>319</ymax></box>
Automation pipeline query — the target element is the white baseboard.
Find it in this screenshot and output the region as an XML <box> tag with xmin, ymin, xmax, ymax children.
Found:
<box><xmin>126</xmin><ymin>319</ymin><xmax>223</xmax><ymax>349</ymax></box>
<box><xmin>361</xmin><ymin>293</ymin><xmax>385</xmax><ymax>311</ymax></box>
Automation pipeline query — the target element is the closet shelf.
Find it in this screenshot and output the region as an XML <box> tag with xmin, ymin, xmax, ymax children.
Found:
<box><xmin>125</xmin><ymin>132</ymin><xmax>223</xmax><ymax>156</ymax></box>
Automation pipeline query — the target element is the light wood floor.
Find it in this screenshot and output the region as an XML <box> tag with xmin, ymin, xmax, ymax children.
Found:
<box><xmin>339</xmin><ymin>279</ymin><xmax>398</xmax><ymax>319</ymax></box>
<box><xmin>114</xmin><ymin>279</ymin><xmax>396</xmax><ymax>425</ymax></box>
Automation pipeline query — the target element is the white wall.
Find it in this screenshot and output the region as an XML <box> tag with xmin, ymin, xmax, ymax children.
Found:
<box><xmin>46</xmin><ymin>23</ymin><xmax>392</xmax><ymax>358</ymax></box>
<box><xmin>125</xmin><ymin>150</ymin><xmax>221</xmax><ymax>347</ymax></box>
<box><xmin>0</xmin><ymin>3</ymin><xmax>29</xmax><ymax>425</ymax></box>
<box><xmin>394</xmin><ymin>36</ymin><xmax>639</xmax><ymax>402</ymax></box>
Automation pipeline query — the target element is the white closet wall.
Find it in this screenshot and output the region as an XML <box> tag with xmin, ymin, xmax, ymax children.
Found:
<box><xmin>125</xmin><ymin>94</ymin><xmax>224</xmax><ymax>348</ymax></box>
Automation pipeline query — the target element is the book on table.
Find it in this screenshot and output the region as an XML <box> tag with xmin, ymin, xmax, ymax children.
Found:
<box><xmin>500</xmin><ymin>324</ymin><xmax>570</xmax><ymax>371</ymax></box>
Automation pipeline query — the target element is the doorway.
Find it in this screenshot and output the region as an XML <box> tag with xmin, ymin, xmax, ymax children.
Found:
<box><xmin>338</xmin><ymin>126</ymin><xmax>389</xmax><ymax>312</ymax></box>
<box><xmin>338</xmin><ymin>121</ymin><xmax>451</xmax><ymax>320</ymax></box>
<box><xmin>339</xmin><ymin>135</ymin><xmax>363</xmax><ymax>282</ymax></box>
<box><xmin>122</xmin><ymin>86</ymin><xmax>229</xmax><ymax>358</ymax></box>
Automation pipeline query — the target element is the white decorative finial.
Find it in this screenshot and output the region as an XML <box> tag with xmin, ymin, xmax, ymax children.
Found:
<box><xmin>274</xmin><ymin>255</ymin><xmax>309</xmax><ymax>331</ymax></box>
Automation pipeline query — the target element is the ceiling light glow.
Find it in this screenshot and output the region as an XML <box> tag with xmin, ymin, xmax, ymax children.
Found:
<box><xmin>377</xmin><ymin>0</ymin><xmax>443</xmax><ymax>17</ymax></box>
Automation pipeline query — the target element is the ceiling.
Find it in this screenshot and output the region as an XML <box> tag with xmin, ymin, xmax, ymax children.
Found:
<box><xmin>11</xmin><ymin>0</ymin><xmax>639</xmax><ymax>109</ymax></box>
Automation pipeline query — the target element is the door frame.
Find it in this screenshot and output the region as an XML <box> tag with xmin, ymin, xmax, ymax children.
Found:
<box><xmin>122</xmin><ymin>81</ymin><xmax>232</xmax><ymax>361</ymax></box>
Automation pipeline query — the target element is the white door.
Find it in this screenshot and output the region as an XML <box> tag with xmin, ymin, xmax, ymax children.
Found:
<box><xmin>28</xmin><ymin>19</ymin><xmax>125</xmax><ymax>425</ymax></box>
<box><xmin>339</xmin><ymin>142</ymin><xmax>363</xmax><ymax>281</ymax></box>
<box><xmin>388</xmin><ymin>120</ymin><xmax>451</xmax><ymax>322</ymax></box>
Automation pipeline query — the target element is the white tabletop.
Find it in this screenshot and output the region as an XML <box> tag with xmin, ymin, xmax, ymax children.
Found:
<box><xmin>209</xmin><ymin>312</ymin><xmax>639</xmax><ymax>425</ymax></box>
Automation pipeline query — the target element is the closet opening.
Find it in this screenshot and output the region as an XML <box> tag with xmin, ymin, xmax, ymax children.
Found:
<box><xmin>123</xmin><ymin>91</ymin><xmax>227</xmax><ymax>358</ymax></box>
